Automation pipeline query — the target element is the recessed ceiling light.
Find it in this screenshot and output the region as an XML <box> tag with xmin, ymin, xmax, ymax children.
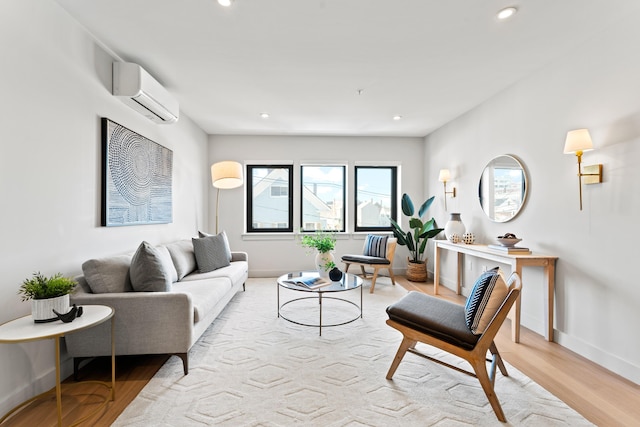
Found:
<box><xmin>393</xmin><ymin>115</ymin><xmax>402</xmax><ymax>121</ymax></box>
<box><xmin>260</xmin><ymin>112</ymin><xmax>270</xmax><ymax>119</ymax></box>
<box><xmin>218</xmin><ymin>0</ymin><xmax>233</xmax><ymax>7</ymax></box>
<box><xmin>497</xmin><ymin>7</ymin><xmax>517</xmax><ymax>20</ymax></box>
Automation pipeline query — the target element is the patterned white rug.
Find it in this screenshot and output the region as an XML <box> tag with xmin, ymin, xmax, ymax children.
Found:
<box><xmin>113</xmin><ymin>278</ymin><xmax>591</xmax><ymax>426</ymax></box>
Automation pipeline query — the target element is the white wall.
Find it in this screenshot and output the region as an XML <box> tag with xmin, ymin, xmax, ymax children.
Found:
<box><xmin>424</xmin><ymin>11</ymin><xmax>640</xmax><ymax>383</ymax></box>
<box><xmin>0</xmin><ymin>0</ymin><xmax>209</xmax><ymax>413</ymax></box>
<box><xmin>208</xmin><ymin>135</ymin><xmax>426</xmax><ymax>276</ymax></box>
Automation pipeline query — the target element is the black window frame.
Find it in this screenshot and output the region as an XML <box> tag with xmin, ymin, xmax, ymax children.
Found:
<box><xmin>354</xmin><ymin>165</ymin><xmax>398</xmax><ymax>232</ymax></box>
<box><xmin>246</xmin><ymin>164</ymin><xmax>294</xmax><ymax>233</ymax></box>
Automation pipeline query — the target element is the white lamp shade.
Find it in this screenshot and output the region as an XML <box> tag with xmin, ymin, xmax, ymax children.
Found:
<box><xmin>438</xmin><ymin>169</ymin><xmax>451</xmax><ymax>182</ymax></box>
<box><xmin>211</xmin><ymin>161</ymin><xmax>243</xmax><ymax>189</ymax></box>
<box><xmin>564</xmin><ymin>129</ymin><xmax>594</xmax><ymax>154</ymax></box>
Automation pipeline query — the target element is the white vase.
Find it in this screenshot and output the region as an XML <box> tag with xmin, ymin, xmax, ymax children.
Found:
<box><xmin>31</xmin><ymin>294</ymin><xmax>70</xmax><ymax>323</ymax></box>
<box><xmin>444</xmin><ymin>213</ymin><xmax>466</xmax><ymax>242</ymax></box>
<box><xmin>315</xmin><ymin>252</ymin><xmax>334</xmax><ymax>278</ymax></box>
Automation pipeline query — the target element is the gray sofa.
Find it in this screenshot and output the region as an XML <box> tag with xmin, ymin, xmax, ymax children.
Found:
<box><xmin>64</xmin><ymin>237</ymin><xmax>248</xmax><ymax>376</ymax></box>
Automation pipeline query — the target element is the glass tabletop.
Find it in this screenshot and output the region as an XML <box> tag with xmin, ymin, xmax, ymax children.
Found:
<box><xmin>277</xmin><ymin>271</ymin><xmax>362</xmax><ymax>293</ymax></box>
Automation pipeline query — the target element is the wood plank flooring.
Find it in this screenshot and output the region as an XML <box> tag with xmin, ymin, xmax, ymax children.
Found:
<box><xmin>3</xmin><ymin>277</ymin><xmax>639</xmax><ymax>426</ymax></box>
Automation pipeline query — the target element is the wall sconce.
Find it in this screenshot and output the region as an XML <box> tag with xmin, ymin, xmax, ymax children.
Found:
<box><xmin>563</xmin><ymin>129</ymin><xmax>603</xmax><ymax>210</ymax></box>
<box><xmin>211</xmin><ymin>161</ymin><xmax>243</xmax><ymax>233</ymax></box>
<box><xmin>438</xmin><ymin>169</ymin><xmax>456</xmax><ymax>211</ymax></box>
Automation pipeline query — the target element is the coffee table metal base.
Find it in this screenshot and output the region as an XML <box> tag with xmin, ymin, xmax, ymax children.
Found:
<box><xmin>277</xmin><ymin>272</ymin><xmax>363</xmax><ymax>336</ymax></box>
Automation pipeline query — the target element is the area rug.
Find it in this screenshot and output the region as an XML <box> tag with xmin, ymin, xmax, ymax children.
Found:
<box><xmin>113</xmin><ymin>278</ymin><xmax>591</xmax><ymax>426</ymax></box>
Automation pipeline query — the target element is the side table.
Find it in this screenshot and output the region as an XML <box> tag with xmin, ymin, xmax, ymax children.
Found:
<box><xmin>0</xmin><ymin>305</ymin><xmax>115</xmax><ymax>427</ymax></box>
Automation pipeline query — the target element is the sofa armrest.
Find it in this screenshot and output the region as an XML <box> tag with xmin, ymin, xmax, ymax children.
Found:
<box><xmin>231</xmin><ymin>251</ymin><xmax>248</xmax><ymax>263</ymax></box>
<box><xmin>66</xmin><ymin>290</ymin><xmax>194</xmax><ymax>357</ymax></box>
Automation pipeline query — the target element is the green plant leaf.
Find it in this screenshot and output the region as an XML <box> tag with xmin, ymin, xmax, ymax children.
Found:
<box><xmin>418</xmin><ymin>196</ymin><xmax>435</xmax><ymax>219</ymax></box>
<box><xmin>401</xmin><ymin>193</ymin><xmax>414</xmax><ymax>217</ymax></box>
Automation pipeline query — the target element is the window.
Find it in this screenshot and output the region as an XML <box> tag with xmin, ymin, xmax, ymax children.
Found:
<box><xmin>354</xmin><ymin>166</ymin><xmax>397</xmax><ymax>232</ymax></box>
<box><xmin>247</xmin><ymin>165</ymin><xmax>293</xmax><ymax>232</ymax></box>
<box><xmin>300</xmin><ymin>165</ymin><xmax>345</xmax><ymax>232</ymax></box>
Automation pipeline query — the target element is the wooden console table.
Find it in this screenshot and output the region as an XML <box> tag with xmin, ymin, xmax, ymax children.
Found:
<box><xmin>433</xmin><ymin>240</ymin><xmax>557</xmax><ymax>343</ymax></box>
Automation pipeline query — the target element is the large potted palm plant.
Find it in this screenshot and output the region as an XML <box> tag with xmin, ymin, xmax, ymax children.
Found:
<box><xmin>390</xmin><ymin>193</ymin><xmax>443</xmax><ymax>282</ymax></box>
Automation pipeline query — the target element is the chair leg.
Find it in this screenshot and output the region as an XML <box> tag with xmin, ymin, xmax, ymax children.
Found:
<box><xmin>386</xmin><ymin>337</ymin><xmax>416</xmax><ymax>379</ymax></box>
<box><xmin>343</xmin><ymin>262</ymin><xmax>351</xmax><ymax>273</ymax></box>
<box><xmin>471</xmin><ymin>358</ymin><xmax>507</xmax><ymax>422</ymax></box>
<box><xmin>360</xmin><ymin>265</ymin><xmax>368</xmax><ymax>278</ymax></box>
<box><xmin>370</xmin><ymin>266</ymin><xmax>381</xmax><ymax>293</ymax></box>
<box><xmin>387</xmin><ymin>266</ymin><xmax>396</xmax><ymax>286</ymax></box>
<box><xmin>489</xmin><ymin>341</ymin><xmax>508</xmax><ymax>377</ymax></box>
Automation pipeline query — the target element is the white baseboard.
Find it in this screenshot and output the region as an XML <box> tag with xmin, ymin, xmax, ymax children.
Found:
<box><xmin>554</xmin><ymin>330</ymin><xmax>640</xmax><ymax>385</ymax></box>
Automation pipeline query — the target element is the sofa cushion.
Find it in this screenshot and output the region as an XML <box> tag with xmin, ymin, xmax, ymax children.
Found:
<box><xmin>172</xmin><ymin>278</ymin><xmax>233</xmax><ymax>323</ymax></box>
<box><xmin>199</xmin><ymin>230</ymin><xmax>232</xmax><ymax>261</ymax></box>
<box><xmin>82</xmin><ymin>254</ymin><xmax>133</xmax><ymax>293</ymax></box>
<box><xmin>181</xmin><ymin>261</ymin><xmax>248</xmax><ymax>285</ymax></box>
<box><xmin>192</xmin><ymin>234</ymin><xmax>231</xmax><ymax>273</ymax></box>
<box><xmin>464</xmin><ymin>267</ymin><xmax>509</xmax><ymax>335</ymax></box>
<box><xmin>363</xmin><ymin>234</ymin><xmax>388</xmax><ymax>258</ymax></box>
<box><xmin>165</xmin><ymin>239</ymin><xmax>196</xmax><ymax>280</ymax></box>
<box><xmin>130</xmin><ymin>241</ymin><xmax>173</xmax><ymax>292</ymax></box>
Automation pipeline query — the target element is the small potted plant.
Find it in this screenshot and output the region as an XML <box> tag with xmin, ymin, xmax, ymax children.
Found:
<box><xmin>18</xmin><ymin>272</ymin><xmax>77</xmax><ymax>323</ymax></box>
<box><xmin>300</xmin><ymin>231</ymin><xmax>337</xmax><ymax>277</ymax></box>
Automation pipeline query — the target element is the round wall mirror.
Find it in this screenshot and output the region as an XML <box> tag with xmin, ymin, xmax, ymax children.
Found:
<box><xmin>478</xmin><ymin>154</ymin><xmax>528</xmax><ymax>222</ymax></box>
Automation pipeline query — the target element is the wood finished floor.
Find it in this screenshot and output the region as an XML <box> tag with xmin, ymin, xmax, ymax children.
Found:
<box><xmin>3</xmin><ymin>277</ymin><xmax>639</xmax><ymax>426</ymax></box>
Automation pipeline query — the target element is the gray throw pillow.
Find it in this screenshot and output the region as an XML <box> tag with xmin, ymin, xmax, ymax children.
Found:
<box><xmin>198</xmin><ymin>230</ymin><xmax>232</xmax><ymax>261</ymax></box>
<box><xmin>192</xmin><ymin>234</ymin><xmax>231</xmax><ymax>273</ymax></box>
<box><xmin>130</xmin><ymin>241</ymin><xmax>173</xmax><ymax>292</ymax></box>
<box><xmin>82</xmin><ymin>254</ymin><xmax>133</xmax><ymax>293</ymax></box>
<box><xmin>157</xmin><ymin>245</ymin><xmax>178</xmax><ymax>283</ymax></box>
<box><xmin>166</xmin><ymin>239</ymin><xmax>197</xmax><ymax>280</ymax></box>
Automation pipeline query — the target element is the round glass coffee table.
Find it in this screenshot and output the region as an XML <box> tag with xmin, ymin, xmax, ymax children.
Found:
<box><xmin>277</xmin><ymin>271</ymin><xmax>363</xmax><ymax>336</ymax></box>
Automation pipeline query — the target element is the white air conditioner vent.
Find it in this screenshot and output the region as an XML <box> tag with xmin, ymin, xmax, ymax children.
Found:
<box><xmin>112</xmin><ymin>62</ymin><xmax>179</xmax><ymax>124</ymax></box>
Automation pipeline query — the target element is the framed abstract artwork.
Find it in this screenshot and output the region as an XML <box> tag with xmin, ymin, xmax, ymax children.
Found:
<box><xmin>101</xmin><ymin>118</ymin><xmax>173</xmax><ymax>226</ymax></box>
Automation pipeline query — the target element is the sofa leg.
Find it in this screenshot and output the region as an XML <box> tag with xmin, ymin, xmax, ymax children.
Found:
<box><xmin>73</xmin><ymin>357</ymin><xmax>92</xmax><ymax>381</ymax></box>
<box><xmin>243</xmin><ymin>282</ymin><xmax>246</xmax><ymax>291</ymax></box>
<box><xmin>175</xmin><ymin>353</ymin><xmax>189</xmax><ymax>375</ymax></box>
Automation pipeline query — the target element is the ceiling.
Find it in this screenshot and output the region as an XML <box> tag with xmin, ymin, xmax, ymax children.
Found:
<box><xmin>54</xmin><ymin>0</ymin><xmax>638</xmax><ymax>137</ymax></box>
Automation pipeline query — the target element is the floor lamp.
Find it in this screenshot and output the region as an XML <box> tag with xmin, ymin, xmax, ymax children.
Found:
<box><xmin>211</xmin><ymin>161</ymin><xmax>243</xmax><ymax>233</ymax></box>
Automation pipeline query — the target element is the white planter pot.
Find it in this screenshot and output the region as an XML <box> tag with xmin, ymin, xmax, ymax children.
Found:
<box><xmin>31</xmin><ymin>294</ymin><xmax>70</xmax><ymax>323</ymax></box>
<box><xmin>315</xmin><ymin>252</ymin><xmax>335</xmax><ymax>278</ymax></box>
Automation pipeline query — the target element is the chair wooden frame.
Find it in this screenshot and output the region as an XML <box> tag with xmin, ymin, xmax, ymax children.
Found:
<box><xmin>342</xmin><ymin>237</ymin><xmax>397</xmax><ymax>293</ymax></box>
<box><xmin>385</xmin><ymin>272</ymin><xmax>522</xmax><ymax>422</ymax></box>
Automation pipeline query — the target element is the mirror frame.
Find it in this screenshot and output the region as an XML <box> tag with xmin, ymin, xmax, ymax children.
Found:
<box><xmin>478</xmin><ymin>154</ymin><xmax>528</xmax><ymax>222</ymax></box>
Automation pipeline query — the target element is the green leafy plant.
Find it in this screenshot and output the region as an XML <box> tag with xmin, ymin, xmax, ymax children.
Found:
<box><xmin>390</xmin><ymin>193</ymin><xmax>443</xmax><ymax>263</ymax></box>
<box><xmin>18</xmin><ymin>272</ymin><xmax>77</xmax><ymax>301</ymax></box>
<box><xmin>324</xmin><ymin>260</ymin><xmax>336</xmax><ymax>270</ymax></box>
<box><xmin>300</xmin><ymin>231</ymin><xmax>336</xmax><ymax>253</ymax></box>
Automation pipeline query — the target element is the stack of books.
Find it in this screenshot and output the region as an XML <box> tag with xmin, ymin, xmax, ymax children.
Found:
<box><xmin>487</xmin><ymin>244</ymin><xmax>531</xmax><ymax>254</ymax></box>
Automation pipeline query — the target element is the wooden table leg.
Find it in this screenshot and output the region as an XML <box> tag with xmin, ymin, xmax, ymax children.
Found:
<box><xmin>544</xmin><ymin>263</ymin><xmax>555</xmax><ymax>341</ymax></box>
<box><xmin>434</xmin><ymin>245</ymin><xmax>441</xmax><ymax>294</ymax></box>
<box><xmin>509</xmin><ymin>263</ymin><xmax>523</xmax><ymax>343</ymax></box>
<box><xmin>456</xmin><ymin>252</ymin><xmax>463</xmax><ymax>295</ymax></box>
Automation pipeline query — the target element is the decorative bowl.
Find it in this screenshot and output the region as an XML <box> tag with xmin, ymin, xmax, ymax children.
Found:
<box><xmin>496</xmin><ymin>237</ymin><xmax>522</xmax><ymax>247</ymax></box>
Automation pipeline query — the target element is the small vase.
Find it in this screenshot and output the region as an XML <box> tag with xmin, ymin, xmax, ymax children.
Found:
<box><xmin>329</xmin><ymin>267</ymin><xmax>343</xmax><ymax>281</ymax></box>
<box><xmin>31</xmin><ymin>294</ymin><xmax>70</xmax><ymax>323</ymax></box>
<box><xmin>315</xmin><ymin>251</ymin><xmax>334</xmax><ymax>278</ymax></box>
<box><xmin>444</xmin><ymin>213</ymin><xmax>466</xmax><ymax>242</ymax></box>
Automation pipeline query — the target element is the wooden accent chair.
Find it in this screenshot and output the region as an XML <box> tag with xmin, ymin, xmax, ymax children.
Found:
<box><xmin>385</xmin><ymin>271</ymin><xmax>522</xmax><ymax>422</ymax></box>
<box><xmin>341</xmin><ymin>235</ymin><xmax>397</xmax><ymax>293</ymax></box>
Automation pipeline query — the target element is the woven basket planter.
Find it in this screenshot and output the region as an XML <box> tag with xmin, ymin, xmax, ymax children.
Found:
<box><xmin>406</xmin><ymin>259</ymin><xmax>427</xmax><ymax>282</ymax></box>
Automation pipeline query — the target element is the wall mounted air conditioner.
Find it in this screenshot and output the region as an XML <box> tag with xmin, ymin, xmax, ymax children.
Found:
<box><xmin>112</xmin><ymin>62</ymin><xmax>179</xmax><ymax>124</ymax></box>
